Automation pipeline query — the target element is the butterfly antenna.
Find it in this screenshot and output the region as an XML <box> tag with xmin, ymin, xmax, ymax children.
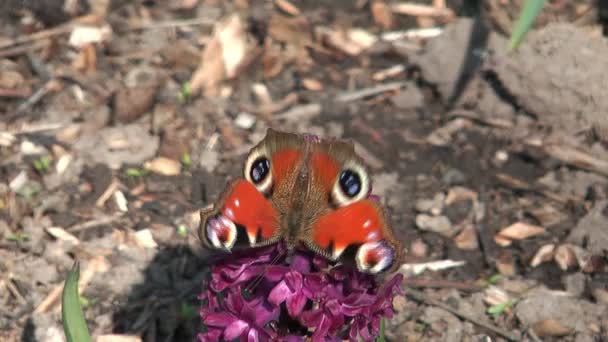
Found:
<box><xmin>243</xmin><ymin>252</ymin><xmax>283</xmax><ymax>297</ymax></box>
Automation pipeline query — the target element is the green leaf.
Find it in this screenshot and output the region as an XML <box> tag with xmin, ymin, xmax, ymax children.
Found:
<box><xmin>374</xmin><ymin>318</ymin><xmax>386</xmax><ymax>342</ymax></box>
<box><xmin>62</xmin><ymin>262</ymin><xmax>92</xmax><ymax>342</ymax></box>
<box><xmin>177</xmin><ymin>224</ymin><xmax>188</xmax><ymax>237</ymax></box>
<box><xmin>509</xmin><ymin>0</ymin><xmax>545</xmax><ymax>49</ymax></box>
<box><xmin>487</xmin><ymin>299</ymin><xmax>516</xmax><ymax>317</ymax></box>
<box><xmin>487</xmin><ymin>273</ymin><xmax>503</xmax><ymax>285</ymax></box>
<box><xmin>181</xmin><ymin>153</ymin><xmax>192</xmax><ymax>168</ymax></box>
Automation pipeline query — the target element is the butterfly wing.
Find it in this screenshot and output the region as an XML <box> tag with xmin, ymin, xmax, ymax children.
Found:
<box><xmin>301</xmin><ymin>142</ymin><xmax>402</xmax><ymax>274</ymax></box>
<box><xmin>200</xmin><ymin>129</ymin><xmax>304</xmax><ymax>251</ymax></box>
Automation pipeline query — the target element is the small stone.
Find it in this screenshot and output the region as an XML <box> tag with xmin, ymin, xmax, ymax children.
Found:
<box><xmin>563</xmin><ymin>273</ymin><xmax>586</xmax><ymax>297</ymax></box>
<box><xmin>234</xmin><ymin>112</ymin><xmax>256</xmax><ymax>129</ymax></box>
<box><xmin>441</xmin><ymin>168</ymin><xmax>466</xmax><ymax>185</ymax></box>
<box><xmin>414</xmin><ymin>193</ymin><xmax>445</xmax><ymax>214</ymax></box>
<box><xmin>415</xmin><ymin>214</ymin><xmax>454</xmax><ymax>237</ymax></box>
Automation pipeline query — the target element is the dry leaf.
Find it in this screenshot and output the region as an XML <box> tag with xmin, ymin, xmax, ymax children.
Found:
<box><xmin>532</xmin><ymin>319</ymin><xmax>573</xmax><ymax>337</ymax></box>
<box><xmin>371</xmin><ymin>0</ymin><xmax>394</xmax><ymax>29</ymax></box>
<box><xmin>144</xmin><ymin>157</ymin><xmax>181</xmax><ymax>176</ymax></box>
<box><xmin>444</xmin><ymin>186</ymin><xmax>477</xmax><ymax>204</ymax></box>
<box><xmin>530</xmin><ymin>244</ymin><xmax>555</xmax><ymax>267</ymax></box>
<box><xmin>301</xmin><ymin>78</ymin><xmax>323</xmax><ymax>91</ymax></box>
<box><xmin>320</xmin><ymin>27</ymin><xmax>377</xmax><ymax>56</ymax></box>
<box><xmin>133</xmin><ymin>229</ymin><xmax>158</xmax><ymax>249</ymax></box>
<box><xmin>190</xmin><ymin>14</ymin><xmax>258</xmax><ymax>97</ymax></box>
<box><xmin>46</xmin><ymin>227</ymin><xmax>80</xmax><ymax>245</ymax></box>
<box><xmin>554</xmin><ymin>244</ymin><xmax>577</xmax><ymax>271</ymax></box>
<box><xmin>114</xmin><ymin>190</ymin><xmax>128</xmax><ymax>212</ymax></box>
<box><xmin>275</xmin><ymin>0</ymin><xmax>300</xmax><ymax>16</ymax></box>
<box><xmin>97</xmin><ymin>334</ymin><xmax>142</xmax><ymax>342</ymax></box>
<box><xmin>69</xmin><ymin>24</ymin><xmax>112</xmax><ymax>47</ymax></box>
<box><xmin>494</xmin><ymin>234</ymin><xmax>512</xmax><ymax>247</ymax></box>
<box><xmin>497</xmin><ymin>222</ymin><xmax>545</xmax><ymax>241</ymax></box>
<box><xmin>453</xmin><ymin>225</ymin><xmax>478</xmax><ymax>250</ymax></box>
<box><xmin>390</xmin><ymin>3</ymin><xmax>455</xmax><ymax>19</ymax></box>
<box><xmin>484</xmin><ymin>286</ymin><xmax>510</xmax><ymax>306</ymax></box>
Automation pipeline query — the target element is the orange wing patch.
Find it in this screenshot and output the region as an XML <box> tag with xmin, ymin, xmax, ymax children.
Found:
<box><xmin>311</xmin><ymin>152</ymin><xmax>340</xmax><ymax>192</ymax></box>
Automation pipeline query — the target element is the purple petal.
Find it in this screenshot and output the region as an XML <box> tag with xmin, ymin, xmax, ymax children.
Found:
<box><xmin>197</xmin><ymin>329</ymin><xmax>222</xmax><ymax>342</ymax></box>
<box><xmin>311</xmin><ymin>314</ymin><xmax>332</xmax><ymax>342</ymax></box>
<box><xmin>268</xmin><ymin>280</ymin><xmax>290</xmax><ymax>306</ymax></box>
<box><xmin>286</xmin><ymin>291</ymin><xmax>307</xmax><ymax>317</ymax></box>
<box><xmin>265</xmin><ymin>265</ymin><xmax>290</xmax><ymax>281</ymax></box>
<box><xmin>284</xmin><ymin>271</ymin><xmax>303</xmax><ymax>292</ymax></box>
<box><xmin>247</xmin><ymin>328</ymin><xmax>260</xmax><ymax>342</ymax></box>
<box><xmin>204</xmin><ymin>312</ymin><xmax>237</xmax><ymax>327</ymax></box>
<box><xmin>224</xmin><ymin>320</ymin><xmax>249</xmax><ymax>340</ymax></box>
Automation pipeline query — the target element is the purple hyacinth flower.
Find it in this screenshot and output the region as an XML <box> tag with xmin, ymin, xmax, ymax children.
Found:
<box><xmin>199</xmin><ymin>242</ymin><xmax>403</xmax><ymax>341</ymax></box>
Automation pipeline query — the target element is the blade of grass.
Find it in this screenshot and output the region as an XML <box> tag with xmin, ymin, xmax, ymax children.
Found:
<box><xmin>62</xmin><ymin>262</ymin><xmax>92</xmax><ymax>342</ymax></box>
<box><xmin>509</xmin><ymin>0</ymin><xmax>545</xmax><ymax>49</ymax></box>
<box><xmin>375</xmin><ymin>318</ymin><xmax>386</xmax><ymax>342</ymax></box>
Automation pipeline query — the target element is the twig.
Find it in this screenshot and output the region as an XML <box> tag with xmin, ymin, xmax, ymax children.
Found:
<box><xmin>495</xmin><ymin>173</ymin><xmax>579</xmax><ymax>204</ymax></box>
<box><xmin>543</xmin><ymin>143</ymin><xmax>608</xmax><ymax>177</ymax></box>
<box><xmin>390</xmin><ymin>2</ymin><xmax>455</xmax><ymax>18</ymax></box>
<box><xmin>405</xmin><ymin>287</ymin><xmax>520</xmax><ymax>341</ymax></box>
<box><xmin>0</xmin><ymin>40</ymin><xmax>48</xmax><ymax>58</ymax></box>
<box><xmin>0</xmin><ymin>87</ymin><xmax>32</xmax><ymax>98</ymax></box>
<box><xmin>0</xmin><ymin>23</ymin><xmax>73</xmax><ymax>50</ymax></box>
<box><xmin>121</xmin><ymin>16</ymin><xmax>216</xmax><ymax>32</ymax></box>
<box><xmin>336</xmin><ymin>81</ymin><xmax>406</xmax><ymax>102</ymax></box>
<box><xmin>402</xmin><ymin>278</ymin><xmax>482</xmax><ymax>292</ymax></box>
<box><xmin>10</xmin><ymin>81</ymin><xmax>54</xmax><ymax>118</ymax></box>
<box><xmin>68</xmin><ymin>213</ymin><xmax>124</xmax><ymax>233</ymax></box>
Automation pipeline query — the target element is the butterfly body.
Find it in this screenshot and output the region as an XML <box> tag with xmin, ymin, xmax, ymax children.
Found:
<box><xmin>200</xmin><ymin>129</ymin><xmax>401</xmax><ymax>274</ymax></box>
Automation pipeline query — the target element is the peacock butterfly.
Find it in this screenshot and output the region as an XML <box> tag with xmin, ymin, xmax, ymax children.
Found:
<box><xmin>199</xmin><ymin>129</ymin><xmax>402</xmax><ymax>274</ymax></box>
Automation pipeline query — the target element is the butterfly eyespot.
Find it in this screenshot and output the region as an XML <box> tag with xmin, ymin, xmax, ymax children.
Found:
<box><xmin>339</xmin><ymin>169</ymin><xmax>361</xmax><ymax>197</ymax></box>
<box><xmin>331</xmin><ymin>163</ymin><xmax>370</xmax><ymax>206</ymax></box>
<box><xmin>244</xmin><ymin>150</ymin><xmax>273</xmax><ymax>194</ymax></box>
<box><xmin>250</xmin><ymin>157</ymin><xmax>270</xmax><ymax>184</ymax></box>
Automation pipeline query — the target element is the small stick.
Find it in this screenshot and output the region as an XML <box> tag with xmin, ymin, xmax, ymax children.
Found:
<box><xmin>336</xmin><ymin>81</ymin><xmax>406</xmax><ymax>102</ymax></box>
<box><xmin>402</xmin><ymin>278</ymin><xmax>482</xmax><ymax>291</ymax></box>
<box><xmin>68</xmin><ymin>213</ymin><xmax>124</xmax><ymax>233</ymax></box>
<box><xmin>405</xmin><ymin>287</ymin><xmax>520</xmax><ymax>341</ymax></box>
<box><xmin>0</xmin><ymin>23</ymin><xmax>73</xmax><ymax>50</ymax></box>
<box><xmin>0</xmin><ymin>87</ymin><xmax>32</xmax><ymax>98</ymax></box>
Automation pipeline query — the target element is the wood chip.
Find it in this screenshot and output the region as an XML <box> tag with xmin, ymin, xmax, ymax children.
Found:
<box><xmin>97</xmin><ymin>335</ymin><xmax>142</xmax><ymax>342</ymax></box>
<box><xmin>336</xmin><ymin>81</ymin><xmax>406</xmax><ymax>102</ymax></box>
<box><xmin>532</xmin><ymin>319</ymin><xmax>573</xmax><ymax>337</ymax></box>
<box><xmin>301</xmin><ymin>78</ymin><xmax>323</xmax><ymax>91</ymax></box>
<box><xmin>497</xmin><ymin>222</ymin><xmax>545</xmax><ymax>241</ymax></box>
<box><xmin>390</xmin><ymin>2</ymin><xmax>455</xmax><ymax>19</ymax></box>
<box><xmin>399</xmin><ymin>259</ymin><xmax>466</xmax><ymax>276</ymax></box>
<box><xmin>144</xmin><ymin>157</ymin><xmax>181</xmax><ymax>176</ymax></box>
<box><xmin>371</xmin><ymin>0</ymin><xmax>394</xmax><ymax>29</ymax></box>
<box><xmin>133</xmin><ymin>229</ymin><xmax>158</xmax><ymax>249</ymax></box>
<box><xmin>46</xmin><ymin>227</ymin><xmax>80</xmax><ymax>245</ymax></box>
<box><xmin>372</xmin><ymin>64</ymin><xmax>405</xmax><ymax>81</ymax></box>
<box><xmin>275</xmin><ymin>0</ymin><xmax>300</xmax><ymax>16</ymax></box>
<box><xmin>554</xmin><ymin>244</ymin><xmax>577</xmax><ymax>271</ymax></box>
<box><xmin>530</xmin><ymin>244</ymin><xmax>555</xmax><ymax>267</ymax></box>
<box><xmin>114</xmin><ymin>190</ymin><xmax>128</xmax><ymax>212</ymax></box>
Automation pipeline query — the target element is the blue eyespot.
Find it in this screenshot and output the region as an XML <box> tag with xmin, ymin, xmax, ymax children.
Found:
<box><xmin>250</xmin><ymin>157</ymin><xmax>270</xmax><ymax>184</ymax></box>
<box><xmin>339</xmin><ymin>169</ymin><xmax>361</xmax><ymax>197</ymax></box>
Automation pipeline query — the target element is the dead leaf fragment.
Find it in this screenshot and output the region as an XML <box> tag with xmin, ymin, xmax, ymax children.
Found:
<box><xmin>133</xmin><ymin>229</ymin><xmax>158</xmax><ymax>249</ymax></box>
<box><xmin>371</xmin><ymin>0</ymin><xmax>394</xmax><ymax>29</ymax></box>
<box><xmin>554</xmin><ymin>244</ymin><xmax>577</xmax><ymax>271</ymax></box>
<box><xmin>530</xmin><ymin>244</ymin><xmax>555</xmax><ymax>267</ymax></box>
<box><xmin>144</xmin><ymin>157</ymin><xmax>181</xmax><ymax>176</ymax></box>
<box><xmin>46</xmin><ymin>227</ymin><xmax>80</xmax><ymax>245</ymax></box>
<box><xmin>301</xmin><ymin>78</ymin><xmax>323</xmax><ymax>91</ymax></box>
<box><xmin>532</xmin><ymin>319</ymin><xmax>573</xmax><ymax>337</ymax></box>
<box><xmin>320</xmin><ymin>27</ymin><xmax>377</xmax><ymax>56</ymax></box>
<box><xmin>69</xmin><ymin>24</ymin><xmax>112</xmax><ymax>47</ymax></box>
<box><xmin>190</xmin><ymin>14</ymin><xmax>258</xmax><ymax>97</ymax></box>
<box><xmin>97</xmin><ymin>334</ymin><xmax>142</xmax><ymax>342</ymax></box>
<box><xmin>453</xmin><ymin>225</ymin><xmax>478</xmax><ymax>250</ymax></box>
<box><xmin>497</xmin><ymin>222</ymin><xmax>545</xmax><ymax>241</ymax></box>
<box><xmin>275</xmin><ymin>0</ymin><xmax>300</xmax><ymax>16</ymax></box>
